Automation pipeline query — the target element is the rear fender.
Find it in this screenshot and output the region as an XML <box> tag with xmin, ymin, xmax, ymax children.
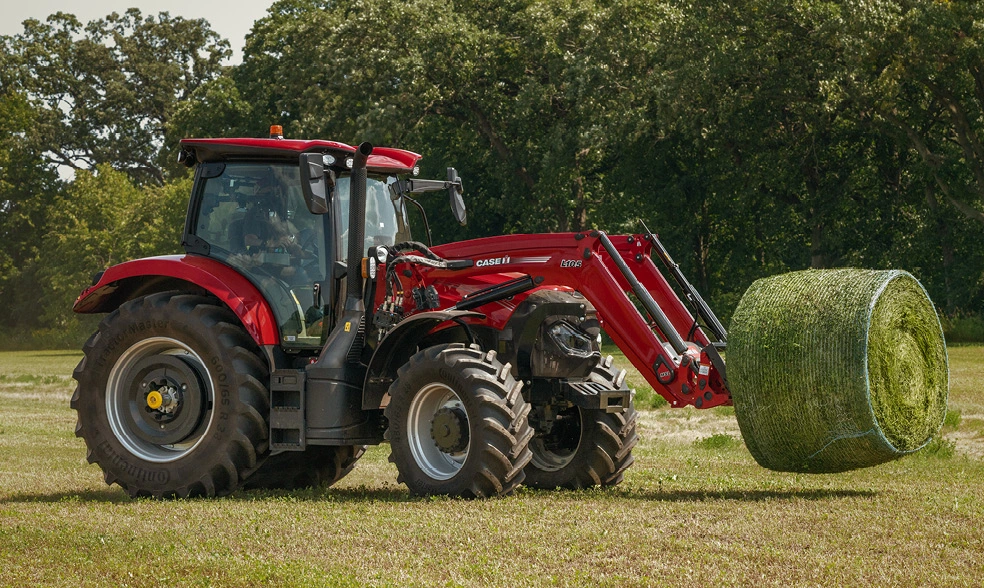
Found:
<box><xmin>73</xmin><ymin>254</ymin><xmax>280</xmax><ymax>347</ymax></box>
<box><xmin>362</xmin><ymin>310</ymin><xmax>484</xmax><ymax>410</ymax></box>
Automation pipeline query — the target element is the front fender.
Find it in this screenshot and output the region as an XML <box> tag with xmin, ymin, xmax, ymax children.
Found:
<box><xmin>362</xmin><ymin>310</ymin><xmax>484</xmax><ymax>410</ymax></box>
<box><xmin>73</xmin><ymin>254</ymin><xmax>280</xmax><ymax>346</ymax></box>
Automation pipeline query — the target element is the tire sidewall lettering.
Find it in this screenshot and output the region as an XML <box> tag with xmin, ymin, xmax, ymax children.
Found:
<box><xmin>97</xmin><ymin>439</ymin><xmax>170</xmax><ymax>484</ymax></box>
<box><xmin>435</xmin><ymin>366</ymin><xmax>465</xmax><ymax>394</ymax></box>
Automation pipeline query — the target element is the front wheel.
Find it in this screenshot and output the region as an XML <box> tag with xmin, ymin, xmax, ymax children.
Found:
<box><xmin>71</xmin><ymin>292</ymin><xmax>270</xmax><ymax>498</ymax></box>
<box><xmin>524</xmin><ymin>357</ymin><xmax>639</xmax><ymax>489</ymax></box>
<box><xmin>385</xmin><ymin>344</ymin><xmax>534</xmax><ymax>498</ymax></box>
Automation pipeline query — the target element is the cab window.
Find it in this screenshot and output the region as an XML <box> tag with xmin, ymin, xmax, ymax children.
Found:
<box><xmin>193</xmin><ymin>163</ymin><xmax>328</xmax><ymax>349</ymax></box>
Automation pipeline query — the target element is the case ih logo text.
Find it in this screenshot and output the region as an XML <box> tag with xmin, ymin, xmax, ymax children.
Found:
<box><xmin>476</xmin><ymin>256</ymin><xmax>511</xmax><ymax>267</ymax></box>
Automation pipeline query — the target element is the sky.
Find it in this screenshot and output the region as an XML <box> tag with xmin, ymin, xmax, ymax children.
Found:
<box><xmin>0</xmin><ymin>0</ymin><xmax>276</xmax><ymax>64</ymax></box>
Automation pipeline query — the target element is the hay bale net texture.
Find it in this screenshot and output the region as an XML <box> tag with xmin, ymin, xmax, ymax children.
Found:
<box><xmin>728</xmin><ymin>269</ymin><xmax>948</xmax><ymax>473</ymax></box>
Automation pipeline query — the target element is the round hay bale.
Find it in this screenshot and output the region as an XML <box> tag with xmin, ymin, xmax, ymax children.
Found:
<box><xmin>728</xmin><ymin>269</ymin><xmax>948</xmax><ymax>473</ymax></box>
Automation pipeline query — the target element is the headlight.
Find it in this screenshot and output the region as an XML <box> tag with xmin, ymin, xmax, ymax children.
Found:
<box><xmin>547</xmin><ymin>321</ymin><xmax>595</xmax><ymax>359</ymax></box>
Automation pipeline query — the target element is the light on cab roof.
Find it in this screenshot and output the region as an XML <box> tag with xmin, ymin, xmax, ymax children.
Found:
<box><xmin>269</xmin><ymin>125</ymin><xmax>284</xmax><ymax>139</ymax></box>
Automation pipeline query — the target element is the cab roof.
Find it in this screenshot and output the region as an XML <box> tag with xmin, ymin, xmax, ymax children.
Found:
<box><xmin>179</xmin><ymin>138</ymin><xmax>422</xmax><ymax>174</ymax></box>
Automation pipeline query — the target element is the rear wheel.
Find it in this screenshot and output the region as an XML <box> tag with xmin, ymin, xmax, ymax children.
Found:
<box><xmin>524</xmin><ymin>357</ymin><xmax>638</xmax><ymax>489</ymax></box>
<box><xmin>243</xmin><ymin>445</ymin><xmax>366</xmax><ymax>490</ymax></box>
<box><xmin>71</xmin><ymin>292</ymin><xmax>269</xmax><ymax>498</ymax></box>
<box><xmin>385</xmin><ymin>344</ymin><xmax>534</xmax><ymax>498</ymax></box>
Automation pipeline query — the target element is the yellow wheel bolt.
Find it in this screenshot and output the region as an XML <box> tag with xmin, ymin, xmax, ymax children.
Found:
<box><xmin>146</xmin><ymin>390</ymin><xmax>164</xmax><ymax>410</ymax></box>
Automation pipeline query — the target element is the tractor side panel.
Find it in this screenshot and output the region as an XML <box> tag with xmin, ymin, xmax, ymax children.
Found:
<box><xmin>73</xmin><ymin>254</ymin><xmax>280</xmax><ymax>346</ymax></box>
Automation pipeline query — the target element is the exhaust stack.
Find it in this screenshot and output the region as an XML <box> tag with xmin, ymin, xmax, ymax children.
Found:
<box><xmin>345</xmin><ymin>142</ymin><xmax>374</xmax><ymax>306</ymax></box>
<box><xmin>304</xmin><ymin>142</ymin><xmax>377</xmax><ymax>444</ymax></box>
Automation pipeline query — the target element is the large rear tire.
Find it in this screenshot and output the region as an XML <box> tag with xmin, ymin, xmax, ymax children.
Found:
<box><xmin>523</xmin><ymin>357</ymin><xmax>638</xmax><ymax>489</ymax></box>
<box><xmin>71</xmin><ymin>292</ymin><xmax>270</xmax><ymax>498</ymax></box>
<box><xmin>385</xmin><ymin>344</ymin><xmax>534</xmax><ymax>498</ymax></box>
<box><xmin>242</xmin><ymin>445</ymin><xmax>366</xmax><ymax>490</ymax></box>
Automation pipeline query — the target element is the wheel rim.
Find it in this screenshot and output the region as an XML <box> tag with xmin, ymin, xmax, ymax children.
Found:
<box><xmin>406</xmin><ymin>383</ymin><xmax>469</xmax><ymax>480</ymax></box>
<box><xmin>106</xmin><ymin>337</ymin><xmax>214</xmax><ymax>463</ymax></box>
<box><xmin>530</xmin><ymin>407</ymin><xmax>583</xmax><ymax>472</ymax></box>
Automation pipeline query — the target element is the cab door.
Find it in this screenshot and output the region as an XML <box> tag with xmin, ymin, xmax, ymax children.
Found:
<box><xmin>188</xmin><ymin>161</ymin><xmax>331</xmax><ymax>351</ymax></box>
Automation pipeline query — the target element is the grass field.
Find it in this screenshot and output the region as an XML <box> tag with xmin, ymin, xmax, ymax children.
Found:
<box><xmin>1</xmin><ymin>347</ymin><xmax>982</xmax><ymax>587</ymax></box>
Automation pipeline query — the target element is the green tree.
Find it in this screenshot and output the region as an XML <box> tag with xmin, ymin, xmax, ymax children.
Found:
<box><xmin>842</xmin><ymin>0</ymin><xmax>984</xmax><ymax>223</ymax></box>
<box><xmin>203</xmin><ymin>0</ymin><xmax>661</xmax><ymax>241</ymax></box>
<box><xmin>0</xmin><ymin>89</ymin><xmax>59</xmax><ymax>330</ymax></box>
<box><xmin>0</xmin><ymin>9</ymin><xmax>222</xmax><ymax>340</ymax></box>
<box><xmin>41</xmin><ymin>165</ymin><xmax>189</xmax><ymax>328</ymax></box>
<box><xmin>52</xmin><ymin>0</ymin><xmax>984</xmax><ymax>326</ymax></box>
<box><xmin>629</xmin><ymin>0</ymin><xmax>977</xmax><ymax>319</ymax></box>
<box><xmin>838</xmin><ymin>0</ymin><xmax>984</xmax><ymax>311</ymax></box>
<box><xmin>5</xmin><ymin>9</ymin><xmax>230</xmax><ymax>185</ymax></box>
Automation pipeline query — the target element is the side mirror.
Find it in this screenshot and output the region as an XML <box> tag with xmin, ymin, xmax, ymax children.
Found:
<box><xmin>447</xmin><ymin>167</ymin><xmax>466</xmax><ymax>225</ymax></box>
<box><xmin>299</xmin><ymin>153</ymin><xmax>336</xmax><ymax>214</ymax></box>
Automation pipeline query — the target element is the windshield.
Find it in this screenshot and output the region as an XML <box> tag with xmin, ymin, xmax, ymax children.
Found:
<box><xmin>333</xmin><ymin>175</ymin><xmax>411</xmax><ymax>260</ymax></box>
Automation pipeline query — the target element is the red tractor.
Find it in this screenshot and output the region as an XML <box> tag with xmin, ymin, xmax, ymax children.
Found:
<box><xmin>71</xmin><ymin>130</ymin><xmax>730</xmax><ymax>498</ymax></box>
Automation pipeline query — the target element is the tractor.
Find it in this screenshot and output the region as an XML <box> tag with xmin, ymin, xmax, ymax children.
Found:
<box><xmin>71</xmin><ymin>128</ymin><xmax>730</xmax><ymax>498</ymax></box>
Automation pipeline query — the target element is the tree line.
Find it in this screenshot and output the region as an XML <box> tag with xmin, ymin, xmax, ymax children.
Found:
<box><xmin>1</xmin><ymin>0</ymin><xmax>982</xmax><ymax>346</ymax></box>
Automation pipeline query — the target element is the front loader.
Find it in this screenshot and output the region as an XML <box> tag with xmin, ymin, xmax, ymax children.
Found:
<box><xmin>71</xmin><ymin>130</ymin><xmax>732</xmax><ymax>498</ymax></box>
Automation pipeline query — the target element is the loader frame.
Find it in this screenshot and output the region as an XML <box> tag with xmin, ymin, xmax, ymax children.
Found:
<box><xmin>403</xmin><ymin>231</ymin><xmax>732</xmax><ymax>410</ymax></box>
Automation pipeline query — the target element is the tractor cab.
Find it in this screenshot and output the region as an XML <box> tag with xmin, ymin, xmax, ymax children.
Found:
<box><xmin>177</xmin><ymin>129</ymin><xmax>465</xmax><ymax>352</ymax></box>
<box><xmin>179</xmin><ymin>131</ymin><xmax>466</xmax><ymax>355</ymax></box>
<box><xmin>187</xmin><ymin>158</ymin><xmax>411</xmax><ymax>350</ymax></box>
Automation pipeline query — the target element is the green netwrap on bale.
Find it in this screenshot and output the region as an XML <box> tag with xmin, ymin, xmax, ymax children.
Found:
<box><xmin>729</xmin><ymin>269</ymin><xmax>948</xmax><ymax>473</ymax></box>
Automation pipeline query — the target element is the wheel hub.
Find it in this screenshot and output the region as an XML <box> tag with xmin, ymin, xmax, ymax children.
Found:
<box><xmin>146</xmin><ymin>384</ymin><xmax>181</xmax><ymax>414</ymax></box>
<box><xmin>431</xmin><ymin>407</ymin><xmax>469</xmax><ymax>453</ymax></box>
<box><xmin>127</xmin><ymin>354</ymin><xmax>207</xmax><ymax>446</ymax></box>
<box><xmin>406</xmin><ymin>382</ymin><xmax>470</xmax><ymax>480</ymax></box>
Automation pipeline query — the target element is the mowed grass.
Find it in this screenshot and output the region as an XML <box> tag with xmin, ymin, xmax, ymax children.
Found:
<box><xmin>1</xmin><ymin>348</ymin><xmax>982</xmax><ymax>587</ymax></box>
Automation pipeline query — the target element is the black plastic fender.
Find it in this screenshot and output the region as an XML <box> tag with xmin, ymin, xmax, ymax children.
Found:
<box><xmin>362</xmin><ymin>310</ymin><xmax>485</xmax><ymax>410</ymax></box>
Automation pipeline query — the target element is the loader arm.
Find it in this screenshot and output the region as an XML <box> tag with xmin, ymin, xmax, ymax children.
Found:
<box><xmin>417</xmin><ymin>231</ymin><xmax>731</xmax><ymax>409</ymax></box>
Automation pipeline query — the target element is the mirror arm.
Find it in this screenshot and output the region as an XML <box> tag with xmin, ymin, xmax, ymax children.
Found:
<box><xmin>401</xmin><ymin>178</ymin><xmax>459</xmax><ymax>194</ymax></box>
<box><xmin>390</xmin><ymin>169</ymin><xmax>466</xmax><ymax>228</ymax></box>
<box><xmin>402</xmin><ymin>195</ymin><xmax>432</xmax><ymax>247</ymax></box>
